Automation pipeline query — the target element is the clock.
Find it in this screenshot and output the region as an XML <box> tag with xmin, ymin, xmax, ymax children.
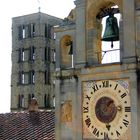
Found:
<box><xmin>83</xmin><ymin>80</ymin><xmax>131</xmax><ymax>139</ymax></box>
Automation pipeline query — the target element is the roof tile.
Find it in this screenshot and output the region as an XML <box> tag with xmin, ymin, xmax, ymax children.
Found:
<box><xmin>0</xmin><ymin>111</ymin><xmax>55</xmax><ymax>140</ymax></box>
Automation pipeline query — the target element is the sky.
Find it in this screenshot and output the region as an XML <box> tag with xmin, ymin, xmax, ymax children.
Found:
<box><xmin>0</xmin><ymin>0</ymin><xmax>75</xmax><ymax>113</ymax></box>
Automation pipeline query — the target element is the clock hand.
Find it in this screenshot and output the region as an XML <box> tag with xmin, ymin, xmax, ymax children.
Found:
<box><xmin>117</xmin><ymin>105</ymin><xmax>122</xmax><ymax>111</ymax></box>
<box><xmin>106</xmin><ymin>123</ymin><xmax>111</xmax><ymax>131</ymax></box>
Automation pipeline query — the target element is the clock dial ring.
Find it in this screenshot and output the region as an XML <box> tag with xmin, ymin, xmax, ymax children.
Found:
<box><xmin>83</xmin><ymin>80</ymin><xmax>131</xmax><ymax>139</ymax></box>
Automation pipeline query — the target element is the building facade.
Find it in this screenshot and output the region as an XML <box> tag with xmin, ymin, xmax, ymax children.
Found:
<box><xmin>54</xmin><ymin>0</ymin><xmax>140</xmax><ymax>140</ymax></box>
<box><xmin>11</xmin><ymin>12</ymin><xmax>62</xmax><ymax>111</ymax></box>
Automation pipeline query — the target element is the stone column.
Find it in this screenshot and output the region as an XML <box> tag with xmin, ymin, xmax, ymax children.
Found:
<box><xmin>129</xmin><ymin>71</ymin><xmax>139</xmax><ymax>140</ymax></box>
<box><xmin>55</xmin><ymin>38</ymin><xmax>61</xmax><ymax>70</ymax></box>
<box><xmin>122</xmin><ymin>0</ymin><xmax>136</xmax><ymax>63</ymax></box>
<box><xmin>55</xmin><ymin>79</ymin><xmax>61</xmax><ymax>140</ymax></box>
<box><xmin>74</xmin><ymin>0</ymin><xmax>86</xmax><ymax>68</ymax></box>
<box><xmin>135</xmin><ymin>10</ymin><xmax>140</xmax><ymax>57</ymax></box>
<box><xmin>73</xmin><ymin>76</ymin><xmax>82</xmax><ymax>140</ymax></box>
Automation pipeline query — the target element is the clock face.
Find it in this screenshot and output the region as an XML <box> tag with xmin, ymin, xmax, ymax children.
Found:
<box><xmin>83</xmin><ymin>80</ymin><xmax>131</xmax><ymax>139</ymax></box>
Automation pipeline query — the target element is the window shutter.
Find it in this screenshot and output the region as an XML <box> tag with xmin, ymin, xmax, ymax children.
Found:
<box><xmin>28</xmin><ymin>24</ymin><xmax>31</xmax><ymax>38</ymax></box>
<box><xmin>21</xmin><ymin>94</ymin><xmax>24</xmax><ymax>108</ymax></box>
<box><xmin>28</xmin><ymin>94</ymin><xmax>31</xmax><ymax>104</ymax></box>
<box><xmin>48</xmin><ymin>24</ymin><xmax>51</xmax><ymax>39</ymax></box>
<box><xmin>18</xmin><ymin>94</ymin><xmax>21</xmax><ymax>108</ymax></box>
<box><xmin>18</xmin><ymin>49</ymin><xmax>22</xmax><ymax>62</ymax></box>
<box><xmin>45</xmin><ymin>24</ymin><xmax>51</xmax><ymax>39</ymax></box>
<box><xmin>18</xmin><ymin>26</ymin><xmax>22</xmax><ymax>40</ymax></box>
<box><xmin>29</xmin><ymin>46</ymin><xmax>35</xmax><ymax>61</ymax></box>
<box><xmin>29</xmin><ymin>71</ymin><xmax>31</xmax><ymax>84</ymax></box>
<box><xmin>48</xmin><ymin>47</ymin><xmax>50</xmax><ymax>62</ymax></box>
<box><xmin>45</xmin><ymin>47</ymin><xmax>51</xmax><ymax>62</ymax></box>
<box><xmin>44</xmin><ymin>94</ymin><xmax>50</xmax><ymax>108</ymax></box>
<box><xmin>45</xmin><ymin>69</ymin><xmax>50</xmax><ymax>84</ymax></box>
<box><xmin>32</xmin><ymin>70</ymin><xmax>35</xmax><ymax>84</ymax></box>
<box><xmin>44</xmin><ymin>94</ymin><xmax>47</xmax><ymax>108</ymax></box>
<box><xmin>18</xmin><ymin>71</ymin><xmax>22</xmax><ymax>84</ymax></box>
<box><xmin>32</xmin><ymin>23</ymin><xmax>35</xmax><ymax>37</ymax></box>
<box><xmin>51</xmin><ymin>49</ymin><xmax>56</xmax><ymax>63</ymax></box>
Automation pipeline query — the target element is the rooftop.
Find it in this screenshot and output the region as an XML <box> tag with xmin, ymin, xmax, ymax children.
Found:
<box><xmin>0</xmin><ymin>110</ymin><xmax>55</xmax><ymax>140</ymax></box>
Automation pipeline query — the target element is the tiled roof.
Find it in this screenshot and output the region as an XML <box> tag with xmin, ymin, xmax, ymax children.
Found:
<box><xmin>0</xmin><ymin>110</ymin><xmax>55</xmax><ymax>140</ymax></box>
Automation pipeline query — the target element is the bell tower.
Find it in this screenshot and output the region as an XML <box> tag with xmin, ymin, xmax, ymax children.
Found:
<box><xmin>54</xmin><ymin>0</ymin><xmax>140</xmax><ymax>139</ymax></box>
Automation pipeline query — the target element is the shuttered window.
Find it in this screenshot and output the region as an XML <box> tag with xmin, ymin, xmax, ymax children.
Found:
<box><xmin>45</xmin><ymin>24</ymin><xmax>51</xmax><ymax>39</ymax></box>
<box><xmin>29</xmin><ymin>46</ymin><xmax>35</xmax><ymax>61</ymax></box>
<box><xmin>18</xmin><ymin>25</ymin><xmax>26</xmax><ymax>40</ymax></box>
<box><xmin>44</xmin><ymin>70</ymin><xmax>50</xmax><ymax>84</ymax></box>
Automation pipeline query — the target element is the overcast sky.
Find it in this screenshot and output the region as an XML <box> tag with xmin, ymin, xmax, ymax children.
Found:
<box><xmin>0</xmin><ymin>0</ymin><xmax>75</xmax><ymax>113</ymax></box>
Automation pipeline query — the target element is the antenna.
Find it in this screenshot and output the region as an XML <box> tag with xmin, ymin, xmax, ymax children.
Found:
<box><xmin>37</xmin><ymin>0</ymin><xmax>41</xmax><ymax>12</ymax></box>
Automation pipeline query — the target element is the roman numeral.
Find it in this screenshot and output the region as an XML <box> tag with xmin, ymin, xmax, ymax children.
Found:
<box><xmin>116</xmin><ymin>130</ymin><xmax>120</xmax><ymax>137</ymax></box>
<box><xmin>92</xmin><ymin>84</ymin><xmax>99</xmax><ymax>92</ymax></box>
<box><xmin>92</xmin><ymin>127</ymin><xmax>99</xmax><ymax>137</ymax></box>
<box><xmin>85</xmin><ymin>95</ymin><xmax>91</xmax><ymax>101</ymax></box>
<box><xmin>125</xmin><ymin>107</ymin><xmax>131</xmax><ymax>112</ymax></box>
<box><xmin>83</xmin><ymin>106</ymin><xmax>89</xmax><ymax>113</ymax></box>
<box><xmin>123</xmin><ymin>119</ymin><xmax>129</xmax><ymax>127</ymax></box>
<box><xmin>85</xmin><ymin>117</ymin><xmax>91</xmax><ymax>127</ymax></box>
<box><xmin>102</xmin><ymin>80</ymin><xmax>109</xmax><ymax>88</ymax></box>
<box><xmin>114</xmin><ymin>84</ymin><xmax>118</xmax><ymax>90</ymax></box>
<box><xmin>121</xmin><ymin>93</ymin><xmax>127</xmax><ymax>98</ymax></box>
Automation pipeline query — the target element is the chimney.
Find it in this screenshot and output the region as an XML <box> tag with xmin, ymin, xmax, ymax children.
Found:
<box><xmin>28</xmin><ymin>97</ymin><xmax>39</xmax><ymax>112</ymax></box>
<box><xmin>28</xmin><ymin>98</ymin><xmax>40</xmax><ymax>125</ymax></box>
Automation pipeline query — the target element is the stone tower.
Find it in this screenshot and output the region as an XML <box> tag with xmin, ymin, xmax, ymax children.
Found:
<box><xmin>11</xmin><ymin>12</ymin><xmax>62</xmax><ymax>111</ymax></box>
<box><xmin>54</xmin><ymin>0</ymin><xmax>140</xmax><ymax>140</ymax></box>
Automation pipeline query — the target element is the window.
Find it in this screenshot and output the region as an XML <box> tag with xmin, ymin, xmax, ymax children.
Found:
<box><xmin>18</xmin><ymin>71</ymin><xmax>25</xmax><ymax>84</ymax></box>
<box><xmin>53</xmin><ymin>95</ymin><xmax>55</xmax><ymax>108</ymax></box>
<box><xmin>27</xmin><ymin>23</ymin><xmax>35</xmax><ymax>38</ymax></box>
<box><xmin>53</xmin><ymin>32</ymin><xmax>56</xmax><ymax>40</ymax></box>
<box><xmin>44</xmin><ymin>94</ymin><xmax>50</xmax><ymax>108</ymax></box>
<box><xmin>45</xmin><ymin>47</ymin><xmax>50</xmax><ymax>62</ymax></box>
<box><xmin>29</xmin><ymin>46</ymin><xmax>35</xmax><ymax>61</ymax></box>
<box><xmin>32</xmin><ymin>23</ymin><xmax>35</xmax><ymax>37</ymax></box>
<box><xmin>29</xmin><ymin>70</ymin><xmax>35</xmax><ymax>84</ymax></box>
<box><xmin>18</xmin><ymin>25</ymin><xmax>26</xmax><ymax>40</ymax></box>
<box><xmin>18</xmin><ymin>70</ymin><xmax>35</xmax><ymax>85</ymax></box>
<box><xmin>28</xmin><ymin>94</ymin><xmax>34</xmax><ymax>104</ymax></box>
<box><xmin>51</xmin><ymin>49</ymin><xmax>56</xmax><ymax>63</ymax></box>
<box><xmin>21</xmin><ymin>72</ymin><xmax>25</xmax><ymax>84</ymax></box>
<box><xmin>19</xmin><ymin>48</ymin><xmax>24</xmax><ymax>62</ymax></box>
<box><xmin>18</xmin><ymin>94</ymin><xmax>24</xmax><ymax>108</ymax></box>
<box><xmin>45</xmin><ymin>69</ymin><xmax>50</xmax><ymax>84</ymax></box>
<box><xmin>45</xmin><ymin>24</ymin><xmax>51</xmax><ymax>39</ymax></box>
<box><xmin>19</xmin><ymin>24</ymin><xmax>35</xmax><ymax>40</ymax></box>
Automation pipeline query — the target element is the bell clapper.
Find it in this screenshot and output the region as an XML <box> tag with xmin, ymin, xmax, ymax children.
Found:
<box><xmin>111</xmin><ymin>41</ymin><xmax>113</xmax><ymax>48</ymax></box>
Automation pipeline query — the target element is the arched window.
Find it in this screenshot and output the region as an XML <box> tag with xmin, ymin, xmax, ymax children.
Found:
<box><xmin>60</xmin><ymin>35</ymin><xmax>73</xmax><ymax>69</ymax></box>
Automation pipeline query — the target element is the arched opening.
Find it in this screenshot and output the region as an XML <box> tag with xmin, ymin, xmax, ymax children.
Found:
<box><xmin>60</xmin><ymin>35</ymin><xmax>73</xmax><ymax>69</ymax></box>
<box><xmin>86</xmin><ymin>1</ymin><xmax>122</xmax><ymax>65</ymax></box>
<box><xmin>101</xmin><ymin>6</ymin><xmax>120</xmax><ymax>63</ymax></box>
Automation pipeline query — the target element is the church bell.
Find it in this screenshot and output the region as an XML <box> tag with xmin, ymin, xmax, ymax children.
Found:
<box><xmin>102</xmin><ymin>14</ymin><xmax>119</xmax><ymax>48</ymax></box>
<box><xmin>65</xmin><ymin>40</ymin><xmax>73</xmax><ymax>55</ymax></box>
